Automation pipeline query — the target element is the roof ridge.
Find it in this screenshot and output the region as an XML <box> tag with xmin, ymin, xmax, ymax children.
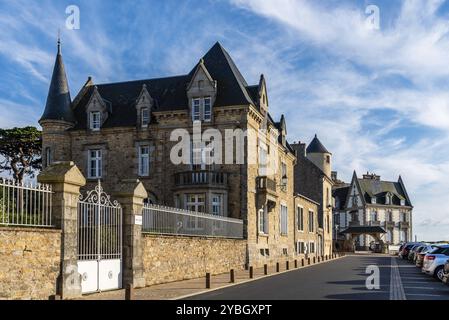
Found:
<box><xmin>96</xmin><ymin>74</ymin><xmax>189</xmax><ymax>87</ymax></box>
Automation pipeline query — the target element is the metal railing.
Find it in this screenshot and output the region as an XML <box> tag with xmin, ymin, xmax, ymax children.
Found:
<box><xmin>174</xmin><ymin>170</ymin><xmax>228</xmax><ymax>187</ymax></box>
<box><xmin>256</xmin><ymin>176</ymin><xmax>277</xmax><ymax>193</ymax></box>
<box><xmin>0</xmin><ymin>178</ymin><xmax>53</xmax><ymax>227</ymax></box>
<box><xmin>142</xmin><ymin>204</ymin><xmax>243</xmax><ymax>239</ymax></box>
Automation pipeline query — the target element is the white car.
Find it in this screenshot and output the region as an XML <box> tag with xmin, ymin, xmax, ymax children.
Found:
<box><xmin>422</xmin><ymin>245</ymin><xmax>449</xmax><ymax>281</ymax></box>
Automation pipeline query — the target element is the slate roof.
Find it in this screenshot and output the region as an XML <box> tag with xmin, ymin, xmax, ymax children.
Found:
<box><xmin>358</xmin><ymin>178</ymin><xmax>411</xmax><ymax>206</ymax></box>
<box><xmin>72</xmin><ymin>42</ymin><xmax>256</xmax><ymax>129</ymax></box>
<box><xmin>341</xmin><ymin>226</ymin><xmax>386</xmax><ymax>234</ymax></box>
<box><xmin>40</xmin><ymin>42</ymin><xmax>75</xmax><ymax>123</ymax></box>
<box><xmin>306</xmin><ymin>134</ymin><xmax>330</xmax><ymax>154</ymax></box>
<box><xmin>333</xmin><ymin>186</ymin><xmax>350</xmax><ymax>210</ymax></box>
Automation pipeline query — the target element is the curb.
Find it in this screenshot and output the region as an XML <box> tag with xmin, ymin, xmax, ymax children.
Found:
<box><xmin>173</xmin><ymin>255</ymin><xmax>347</xmax><ymax>300</ymax></box>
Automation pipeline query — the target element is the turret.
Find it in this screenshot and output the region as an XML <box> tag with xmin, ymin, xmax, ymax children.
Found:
<box><xmin>39</xmin><ymin>38</ymin><xmax>75</xmax><ymax>167</ymax></box>
<box><xmin>306</xmin><ymin>134</ymin><xmax>332</xmax><ymax>178</ymax></box>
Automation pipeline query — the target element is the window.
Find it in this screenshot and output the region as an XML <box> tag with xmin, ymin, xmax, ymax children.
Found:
<box><xmin>326</xmin><ymin>155</ymin><xmax>330</xmax><ymax>163</ymax></box>
<box><xmin>370</xmin><ymin>211</ymin><xmax>377</xmax><ymax>222</ymax></box>
<box><xmin>212</xmin><ymin>194</ymin><xmax>223</xmax><ymax>216</ymax></box>
<box><xmin>387</xmin><ymin>211</ymin><xmax>393</xmax><ymax>221</ymax></box>
<box><xmin>296</xmin><ymin>241</ymin><xmax>305</xmax><ymax>254</ymax></box>
<box><xmin>386</xmin><ymin>230</ymin><xmax>392</xmax><ymax>243</ymax></box>
<box><xmin>259</xmin><ymin>207</ymin><xmax>268</xmax><ymax>234</ymax></box>
<box><xmin>400</xmin><ymin>199</ymin><xmax>405</xmax><ymax>206</ymax></box>
<box><xmin>191</xmin><ymin>141</ymin><xmax>214</xmax><ymax>171</ymax></box>
<box><xmin>297</xmin><ymin>206</ymin><xmax>304</xmax><ymax>231</ymax></box>
<box><xmin>309</xmin><ymin>242</ymin><xmax>315</xmax><ymax>254</ymax></box>
<box><xmin>185</xmin><ymin>194</ymin><xmax>205</xmax><ymax>230</ymax></box>
<box><xmin>308</xmin><ymin>210</ymin><xmax>314</xmax><ymax>232</ymax></box>
<box><xmin>204</xmin><ymin>97</ymin><xmax>211</xmax><ymax>121</ymax></box>
<box><xmin>280</xmin><ymin>205</ymin><xmax>288</xmax><ymax>235</ymax></box>
<box><xmin>371</xmin><ymin>197</ymin><xmax>377</xmax><ymax>204</ymax></box>
<box><xmin>259</xmin><ymin>144</ymin><xmax>268</xmax><ymax>175</ymax></box>
<box><xmin>88</xmin><ymin>149</ymin><xmax>102</xmax><ymax>178</ymax></box>
<box><xmin>45</xmin><ymin>147</ymin><xmax>52</xmax><ymax>167</ymax></box>
<box><xmin>401</xmin><ymin>212</ymin><xmax>407</xmax><ymax>222</ymax></box>
<box><xmin>90</xmin><ymin>111</ymin><xmax>101</xmax><ymax>130</ymax></box>
<box><xmin>192</xmin><ymin>97</ymin><xmax>212</xmax><ymax>122</ymax></box>
<box><xmin>326</xmin><ymin>214</ymin><xmax>330</xmax><ymax>232</ymax></box>
<box><xmin>400</xmin><ymin>230</ymin><xmax>406</xmax><ymax>242</ymax></box>
<box><xmin>282</xmin><ymin>248</ymin><xmax>288</xmax><ymax>255</ymax></box>
<box><xmin>138</xmin><ymin>145</ymin><xmax>150</xmax><ymax>176</ymax></box>
<box><xmin>192</xmin><ymin>99</ymin><xmax>201</xmax><ymax>121</ymax></box>
<box><xmin>141</xmin><ymin>108</ymin><xmax>149</xmax><ymax>127</ymax></box>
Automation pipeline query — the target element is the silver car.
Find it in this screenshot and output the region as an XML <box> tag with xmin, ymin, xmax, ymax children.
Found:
<box><xmin>422</xmin><ymin>245</ymin><xmax>449</xmax><ymax>281</ymax></box>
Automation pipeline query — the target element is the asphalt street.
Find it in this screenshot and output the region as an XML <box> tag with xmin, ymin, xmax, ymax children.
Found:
<box><xmin>185</xmin><ymin>254</ymin><xmax>449</xmax><ymax>300</ymax></box>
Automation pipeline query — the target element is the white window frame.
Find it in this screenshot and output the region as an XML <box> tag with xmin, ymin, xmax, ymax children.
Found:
<box><xmin>308</xmin><ymin>210</ymin><xmax>314</xmax><ymax>233</ymax></box>
<box><xmin>90</xmin><ymin>111</ymin><xmax>101</xmax><ymax>131</ymax></box>
<box><xmin>204</xmin><ymin>97</ymin><xmax>211</xmax><ymax>122</ymax></box>
<box><xmin>88</xmin><ymin>149</ymin><xmax>102</xmax><ymax>179</ymax></box>
<box><xmin>258</xmin><ymin>206</ymin><xmax>268</xmax><ymax>235</ymax></box>
<box><xmin>211</xmin><ymin>193</ymin><xmax>223</xmax><ymax>216</ymax></box>
<box><xmin>192</xmin><ymin>98</ymin><xmax>201</xmax><ymax>121</ymax></box>
<box><xmin>280</xmin><ymin>205</ymin><xmax>288</xmax><ymax>235</ymax></box>
<box><xmin>185</xmin><ymin>194</ymin><xmax>206</xmax><ymax>230</ymax></box>
<box><xmin>297</xmin><ymin>206</ymin><xmax>304</xmax><ymax>231</ymax></box>
<box><xmin>138</xmin><ymin>145</ymin><xmax>150</xmax><ymax>176</ymax></box>
<box><xmin>141</xmin><ymin>107</ymin><xmax>149</xmax><ymax>127</ymax></box>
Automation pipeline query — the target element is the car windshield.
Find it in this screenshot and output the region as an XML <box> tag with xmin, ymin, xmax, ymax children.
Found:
<box><xmin>430</xmin><ymin>247</ymin><xmax>449</xmax><ymax>254</ymax></box>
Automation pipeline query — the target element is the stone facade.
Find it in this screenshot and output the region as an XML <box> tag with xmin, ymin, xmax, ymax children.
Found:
<box><xmin>142</xmin><ymin>235</ymin><xmax>246</xmax><ymax>286</ymax></box>
<box><xmin>0</xmin><ymin>227</ymin><xmax>61</xmax><ymax>300</ymax></box>
<box><xmin>294</xmin><ymin>195</ymin><xmax>320</xmax><ymax>259</ymax></box>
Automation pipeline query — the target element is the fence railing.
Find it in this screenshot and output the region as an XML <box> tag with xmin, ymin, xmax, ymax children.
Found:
<box><xmin>142</xmin><ymin>204</ymin><xmax>243</xmax><ymax>239</ymax></box>
<box><xmin>0</xmin><ymin>178</ymin><xmax>53</xmax><ymax>227</ymax></box>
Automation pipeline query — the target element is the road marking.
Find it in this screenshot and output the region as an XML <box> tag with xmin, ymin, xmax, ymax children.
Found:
<box><xmin>390</xmin><ymin>257</ymin><xmax>406</xmax><ymax>300</ymax></box>
<box><xmin>406</xmin><ymin>293</ymin><xmax>444</xmax><ymax>297</ymax></box>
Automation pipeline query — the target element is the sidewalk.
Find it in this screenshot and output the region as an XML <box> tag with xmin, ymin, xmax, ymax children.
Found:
<box><xmin>79</xmin><ymin>255</ymin><xmax>345</xmax><ymax>300</ymax></box>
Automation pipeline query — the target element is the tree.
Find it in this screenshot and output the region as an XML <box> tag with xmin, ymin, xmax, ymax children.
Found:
<box><xmin>0</xmin><ymin>126</ymin><xmax>42</xmax><ymax>183</ymax></box>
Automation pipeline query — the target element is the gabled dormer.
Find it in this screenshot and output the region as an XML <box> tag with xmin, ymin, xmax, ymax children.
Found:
<box><xmin>187</xmin><ymin>59</ymin><xmax>217</xmax><ymax>123</ymax></box>
<box><xmin>86</xmin><ymin>86</ymin><xmax>108</xmax><ymax>131</ymax></box>
<box><xmin>258</xmin><ymin>74</ymin><xmax>268</xmax><ymax>116</ymax></box>
<box><xmin>135</xmin><ymin>84</ymin><xmax>153</xmax><ymax>128</ymax></box>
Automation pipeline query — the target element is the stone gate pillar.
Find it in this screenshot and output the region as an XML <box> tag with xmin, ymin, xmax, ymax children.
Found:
<box><xmin>113</xmin><ymin>179</ymin><xmax>147</xmax><ymax>289</ymax></box>
<box><xmin>38</xmin><ymin>161</ymin><xmax>86</xmax><ymax>299</ymax></box>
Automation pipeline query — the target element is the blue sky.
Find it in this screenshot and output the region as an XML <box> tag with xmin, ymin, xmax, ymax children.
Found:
<box><xmin>1</xmin><ymin>0</ymin><xmax>449</xmax><ymax>240</ymax></box>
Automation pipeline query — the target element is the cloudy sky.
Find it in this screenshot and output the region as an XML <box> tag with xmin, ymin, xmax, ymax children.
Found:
<box><xmin>0</xmin><ymin>0</ymin><xmax>448</xmax><ymax>240</ymax></box>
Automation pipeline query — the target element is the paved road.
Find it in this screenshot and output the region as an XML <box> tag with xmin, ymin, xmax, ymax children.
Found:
<box><xmin>185</xmin><ymin>255</ymin><xmax>449</xmax><ymax>300</ymax></box>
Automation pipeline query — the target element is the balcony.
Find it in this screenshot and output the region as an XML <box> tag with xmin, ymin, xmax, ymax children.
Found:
<box><xmin>399</xmin><ymin>221</ymin><xmax>410</xmax><ymax>229</ymax></box>
<box><xmin>367</xmin><ymin>221</ymin><xmax>381</xmax><ymax>227</ymax></box>
<box><xmin>174</xmin><ymin>170</ymin><xmax>228</xmax><ymax>189</ymax></box>
<box><xmin>256</xmin><ymin>176</ymin><xmax>277</xmax><ymax>197</ymax></box>
<box><xmin>384</xmin><ymin>221</ymin><xmax>395</xmax><ymax>229</ymax></box>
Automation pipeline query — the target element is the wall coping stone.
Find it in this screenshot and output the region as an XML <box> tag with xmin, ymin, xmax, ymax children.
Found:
<box><xmin>0</xmin><ymin>226</ymin><xmax>62</xmax><ymax>233</ymax></box>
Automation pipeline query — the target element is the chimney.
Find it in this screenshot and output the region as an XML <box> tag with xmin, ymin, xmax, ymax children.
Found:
<box><xmin>362</xmin><ymin>172</ymin><xmax>381</xmax><ymax>180</ymax></box>
<box><xmin>291</xmin><ymin>142</ymin><xmax>306</xmax><ymax>158</ymax></box>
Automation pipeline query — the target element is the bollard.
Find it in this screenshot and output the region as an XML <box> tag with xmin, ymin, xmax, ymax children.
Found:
<box><xmin>230</xmin><ymin>269</ymin><xmax>235</xmax><ymax>283</ymax></box>
<box><xmin>302</xmin><ymin>259</ymin><xmax>305</xmax><ymax>267</ymax></box>
<box><xmin>125</xmin><ymin>284</ymin><xmax>134</xmax><ymax>300</ymax></box>
<box><xmin>318</xmin><ymin>256</ymin><xmax>320</xmax><ymax>263</ymax></box>
<box><xmin>276</xmin><ymin>262</ymin><xmax>280</xmax><ymax>272</ymax></box>
<box><xmin>264</xmin><ymin>264</ymin><xmax>268</xmax><ymax>275</ymax></box>
<box><xmin>249</xmin><ymin>266</ymin><xmax>254</xmax><ymax>279</ymax></box>
<box><xmin>294</xmin><ymin>259</ymin><xmax>298</xmax><ymax>268</ymax></box>
<box><xmin>286</xmin><ymin>261</ymin><xmax>289</xmax><ymax>270</ymax></box>
<box><xmin>206</xmin><ymin>273</ymin><xmax>211</xmax><ymax>289</ymax></box>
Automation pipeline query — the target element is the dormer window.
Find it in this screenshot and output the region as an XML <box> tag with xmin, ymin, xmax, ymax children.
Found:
<box><xmin>400</xmin><ymin>199</ymin><xmax>405</xmax><ymax>206</ymax></box>
<box><xmin>191</xmin><ymin>97</ymin><xmax>212</xmax><ymax>122</ymax></box>
<box><xmin>371</xmin><ymin>197</ymin><xmax>377</xmax><ymax>204</ymax></box>
<box><xmin>90</xmin><ymin>111</ymin><xmax>101</xmax><ymax>131</ymax></box>
<box><xmin>141</xmin><ymin>108</ymin><xmax>149</xmax><ymax>127</ymax></box>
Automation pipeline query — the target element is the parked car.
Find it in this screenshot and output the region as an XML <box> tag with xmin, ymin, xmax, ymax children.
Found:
<box><xmin>400</xmin><ymin>243</ymin><xmax>421</xmax><ymax>260</ymax></box>
<box><xmin>408</xmin><ymin>244</ymin><xmax>424</xmax><ymax>262</ymax></box>
<box><xmin>422</xmin><ymin>245</ymin><xmax>449</xmax><ymax>281</ymax></box>
<box><xmin>442</xmin><ymin>259</ymin><xmax>449</xmax><ymax>285</ymax></box>
<box><xmin>416</xmin><ymin>245</ymin><xmax>439</xmax><ymax>268</ymax></box>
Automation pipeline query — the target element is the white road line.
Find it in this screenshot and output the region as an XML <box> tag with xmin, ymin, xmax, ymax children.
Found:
<box><xmin>406</xmin><ymin>293</ymin><xmax>444</xmax><ymax>297</ymax></box>
<box><xmin>390</xmin><ymin>257</ymin><xmax>406</xmax><ymax>300</ymax></box>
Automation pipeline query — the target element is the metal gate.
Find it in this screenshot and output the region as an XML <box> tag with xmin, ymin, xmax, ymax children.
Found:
<box><xmin>77</xmin><ymin>181</ymin><xmax>122</xmax><ymax>294</ymax></box>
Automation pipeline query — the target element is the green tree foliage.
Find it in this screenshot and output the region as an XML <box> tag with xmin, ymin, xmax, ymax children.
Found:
<box><xmin>0</xmin><ymin>127</ymin><xmax>42</xmax><ymax>183</ymax></box>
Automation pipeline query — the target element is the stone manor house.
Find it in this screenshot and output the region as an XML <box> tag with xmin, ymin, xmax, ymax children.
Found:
<box><xmin>39</xmin><ymin>40</ymin><xmax>333</xmax><ymax>267</ymax></box>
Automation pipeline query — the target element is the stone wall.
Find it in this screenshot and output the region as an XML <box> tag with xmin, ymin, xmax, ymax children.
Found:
<box><xmin>0</xmin><ymin>227</ymin><xmax>61</xmax><ymax>300</ymax></box>
<box><xmin>142</xmin><ymin>235</ymin><xmax>246</xmax><ymax>286</ymax></box>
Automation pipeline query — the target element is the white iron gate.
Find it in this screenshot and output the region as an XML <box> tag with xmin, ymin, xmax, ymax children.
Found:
<box><xmin>77</xmin><ymin>181</ymin><xmax>122</xmax><ymax>294</ymax></box>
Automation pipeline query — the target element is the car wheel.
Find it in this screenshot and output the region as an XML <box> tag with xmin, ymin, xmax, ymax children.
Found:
<box><xmin>434</xmin><ymin>266</ymin><xmax>444</xmax><ymax>281</ymax></box>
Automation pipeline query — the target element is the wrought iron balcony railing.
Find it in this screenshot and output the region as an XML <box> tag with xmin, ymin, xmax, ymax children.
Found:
<box><xmin>174</xmin><ymin>170</ymin><xmax>228</xmax><ymax>188</ymax></box>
